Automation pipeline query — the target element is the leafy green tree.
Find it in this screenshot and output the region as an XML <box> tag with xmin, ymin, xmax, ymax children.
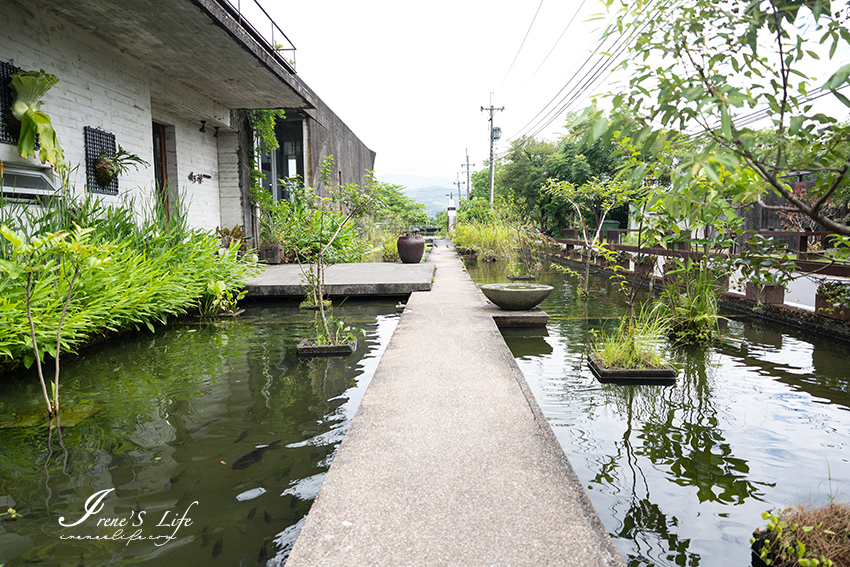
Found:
<box><xmin>374</xmin><ymin>182</ymin><xmax>427</xmax><ymax>230</ymax></box>
<box><xmin>603</xmin><ymin>0</ymin><xmax>850</xmax><ymax>237</ymax></box>
<box><xmin>498</xmin><ymin>137</ymin><xmax>558</xmax><ymax>230</ymax></box>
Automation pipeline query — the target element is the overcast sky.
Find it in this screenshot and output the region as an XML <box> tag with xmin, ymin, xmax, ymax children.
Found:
<box><xmin>260</xmin><ymin>1</ymin><xmax>616</xmax><ymax>185</ymax></box>
<box><xmin>256</xmin><ymin>1</ymin><xmax>850</xmax><ymax>187</ymax></box>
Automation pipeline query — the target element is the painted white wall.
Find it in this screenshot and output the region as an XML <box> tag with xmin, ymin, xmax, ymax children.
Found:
<box><xmin>0</xmin><ymin>2</ymin><xmax>234</xmax><ymax>232</ymax></box>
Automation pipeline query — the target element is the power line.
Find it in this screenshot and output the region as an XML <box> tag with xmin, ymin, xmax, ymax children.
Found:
<box><xmin>509</xmin><ymin>0</ymin><xmax>657</xmax><ymax>142</ymax></box>
<box><xmin>515</xmin><ymin>0</ymin><xmax>588</xmax><ymax>96</ymax></box>
<box><xmin>497</xmin><ymin>0</ymin><xmax>546</xmax><ymax>92</ymax></box>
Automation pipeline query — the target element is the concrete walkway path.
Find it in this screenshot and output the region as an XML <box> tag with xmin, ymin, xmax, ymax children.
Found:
<box><xmin>285</xmin><ymin>246</ymin><xmax>624</xmax><ymax>567</ymax></box>
<box><xmin>245</xmin><ymin>262</ymin><xmax>434</xmax><ymax>298</ymax></box>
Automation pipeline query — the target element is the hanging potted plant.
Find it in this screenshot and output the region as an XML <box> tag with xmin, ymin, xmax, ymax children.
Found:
<box><xmin>94</xmin><ymin>145</ymin><xmax>149</xmax><ymax>188</ymax></box>
<box><xmin>8</xmin><ymin>69</ymin><xmax>65</xmax><ymax>170</ymax></box>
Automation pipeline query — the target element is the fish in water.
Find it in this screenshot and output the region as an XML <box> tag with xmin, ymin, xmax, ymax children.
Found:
<box><xmin>264</xmin><ymin>508</ymin><xmax>273</xmax><ymax>524</ymax></box>
<box><xmin>162</xmin><ymin>470</ymin><xmax>186</xmax><ymax>490</ymax></box>
<box><xmin>258</xmin><ymin>540</ymin><xmax>269</xmax><ymax>564</ymax></box>
<box><xmin>247</xmin><ymin>505</ymin><xmax>257</xmax><ymax>520</ymax></box>
<box><xmin>233</xmin><ymin>427</ymin><xmax>251</xmax><ymax>444</ymax></box>
<box><xmin>179</xmin><ymin>478</ymin><xmax>201</xmax><ymax>502</ymax></box>
<box><xmin>231</xmin><ymin>440</ymin><xmax>281</xmax><ymax>471</ymax></box>
<box><xmin>201</xmin><ymin>518</ymin><xmax>213</xmax><ymax>548</ymax></box>
<box><xmin>212</xmin><ymin>530</ymin><xmax>224</xmax><ymax>557</ymax></box>
<box><xmin>186</xmin><ymin>418</ymin><xmax>220</xmax><ymax>434</ymax></box>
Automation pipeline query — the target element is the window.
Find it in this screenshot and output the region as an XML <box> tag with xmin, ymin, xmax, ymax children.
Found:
<box><xmin>260</xmin><ymin>119</ymin><xmax>304</xmax><ymax>202</ymax></box>
<box><xmin>0</xmin><ymin>163</ymin><xmax>57</xmax><ymax>201</ymax></box>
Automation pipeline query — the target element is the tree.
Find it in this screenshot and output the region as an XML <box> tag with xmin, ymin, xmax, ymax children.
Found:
<box><xmin>603</xmin><ymin>0</ymin><xmax>850</xmax><ymax>238</ymax></box>
<box><xmin>544</xmin><ymin>178</ymin><xmax>635</xmax><ymax>296</ymax></box>
<box><xmin>497</xmin><ymin>137</ymin><xmax>558</xmax><ymax>230</ymax></box>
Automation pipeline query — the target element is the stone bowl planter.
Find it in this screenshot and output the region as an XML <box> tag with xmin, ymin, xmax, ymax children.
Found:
<box><xmin>479</xmin><ymin>283</ymin><xmax>553</xmax><ymax>311</ymax></box>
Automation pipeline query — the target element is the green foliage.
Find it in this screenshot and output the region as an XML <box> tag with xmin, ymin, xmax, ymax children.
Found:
<box><xmin>94</xmin><ymin>145</ymin><xmax>149</xmax><ymax>188</ymax></box>
<box><xmin>457</xmin><ymin>197</ymin><xmax>495</xmax><ymax>224</ymax></box>
<box><xmin>300</xmin><ymin>156</ymin><xmax>384</xmax><ymax>344</ymax></box>
<box><xmin>9</xmin><ymin>70</ymin><xmax>65</xmax><ymax>171</ymax></box>
<box><xmin>735</xmin><ymin>233</ymin><xmax>798</xmax><ymax>289</ymax></box>
<box><xmin>591</xmin><ymin>303</ymin><xmax>669</xmax><ymax>369</ymax></box>
<box><xmin>249</xmin><ymin>109</ymin><xmax>286</xmax><ymax>154</ymax></box>
<box><xmin>374</xmin><ymin>182</ymin><xmax>428</xmax><ymax>234</ymax></box>
<box><xmin>817</xmin><ymin>279</ymin><xmax>850</xmax><ymax>310</ymax></box>
<box><xmin>602</xmin><ymin>0</ymin><xmax>850</xmax><ymax>235</ymax></box>
<box><xmin>381</xmin><ymin>237</ymin><xmax>399</xmax><ymax>263</ymax></box>
<box><xmin>656</xmin><ymin>260</ymin><xmax>723</xmax><ymax>344</ymax></box>
<box><xmin>0</xmin><ymin>192</ymin><xmax>259</xmax><ymax>375</ymax></box>
<box><xmin>752</xmin><ymin>505</ymin><xmax>849</xmax><ymax>567</ymax></box>
<box><xmin>545</xmin><ymin>177</ymin><xmax>635</xmax><ymax>296</ymax></box>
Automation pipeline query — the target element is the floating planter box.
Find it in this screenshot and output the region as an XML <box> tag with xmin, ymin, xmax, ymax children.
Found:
<box><xmin>296</xmin><ymin>339</ymin><xmax>356</xmax><ymax>357</ymax></box>
<box><xmin>587</xmin><ymin>353</ymin><xmax>677</xmax><ymax>385</ymax></box>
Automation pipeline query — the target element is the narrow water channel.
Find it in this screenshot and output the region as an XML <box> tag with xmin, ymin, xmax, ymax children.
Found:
<box><xmin>468</xmin><ymin>261</ymin><xmax>850</xmax><ymax>567</ymax></box>
<box><xmin>0</xmin><ymin>299</ymin><xmax>399</xmax><ymax>566</ymax></box>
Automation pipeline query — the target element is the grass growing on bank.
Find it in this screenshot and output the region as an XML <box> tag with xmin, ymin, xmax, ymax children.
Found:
<box><xmin>0</xmin><ymin>188</ymin><xmax>258</xmax><ymax>373</ymax></box>
<box><xmin>753</xmin><ymin>502</ymin><xmax>850</xmax><ymax>567</ymax></box>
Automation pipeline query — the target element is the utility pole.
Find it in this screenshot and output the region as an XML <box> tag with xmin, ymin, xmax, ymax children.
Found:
<box><xmin>481</xmin><ymin>99</ymin><xmax>504</xmax><ymax>204</ymax></box>
<box><xmin>461</xmin><ymin>149</ymin><xmax>474</xmax><ymax>200</ymax></box>
<box><xmin>455</xmin><ymin>173</ymin><xmax>463</xmax><ymax>205</ymax></box>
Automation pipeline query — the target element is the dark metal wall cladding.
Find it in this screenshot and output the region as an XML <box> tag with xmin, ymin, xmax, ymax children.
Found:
<box><xmin>1</xmin><ymin>60</ymin><xmax>24</xmax><ymax>146</ymax></box>
<box><xmin>84</xmin><ymin>126</ymin><xmax>118</xmax><ymax>195</ymax></box>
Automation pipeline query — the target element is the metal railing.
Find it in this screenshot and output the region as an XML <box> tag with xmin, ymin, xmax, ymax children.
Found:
<box><xmin>219</xmin><ymin>0</ymin><xmax>297</xmax><ymax>72</ymax></box>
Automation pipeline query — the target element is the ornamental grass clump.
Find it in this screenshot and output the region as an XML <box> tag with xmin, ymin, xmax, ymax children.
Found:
<box><xmin>591</xmin><ymin>304</ymin><xmax>669</xmax><ymax>369</ymax></box>
<box><xmin>752</xmin><ymin>502</ymin><xmax>850</xmax><ymax>567</ymax></box>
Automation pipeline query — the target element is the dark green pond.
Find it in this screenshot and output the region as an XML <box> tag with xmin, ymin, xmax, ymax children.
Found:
<box><xmin>468</xmin><ymin>260</ymin><xmax>850</xmax><ymax>567</ymax></box>
<box><xmin>0</xmin><ymin>299</ymin><xmax>399</xmax><ymax>566</ymax></box>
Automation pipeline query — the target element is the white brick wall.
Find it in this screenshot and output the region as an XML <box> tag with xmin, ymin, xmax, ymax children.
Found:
<box><xmin>0</xmin><ymin>2</ymin><xmax>236</xmax><ymax>232</ymax></box>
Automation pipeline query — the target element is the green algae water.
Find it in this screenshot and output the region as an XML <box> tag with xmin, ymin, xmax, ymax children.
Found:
<box><xmin>468</xmin><ymin>261</ymin><xmax>850</xmax><ymax>567</ymax></box>
<box><xmin>0</xmin><ymin>299</ymin><xmax>399</xmax><ymax>566</ymax></box>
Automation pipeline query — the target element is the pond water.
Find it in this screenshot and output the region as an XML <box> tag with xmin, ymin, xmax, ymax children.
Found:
<box><xmin>0</xmin><ymin>299</ymin><xmax>399</xmax><ymax>566</ymax></box>
<box><xmin>468</xmin><ymin>260</ymin><xmax>850</xmax><ymax>567</ymax></box>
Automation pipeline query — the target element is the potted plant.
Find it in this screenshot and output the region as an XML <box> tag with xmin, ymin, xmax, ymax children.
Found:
<box><xmin>736</xmin><ymin>234</ymin><xmax>795</xmax><ymax>306</ymax></box>
<box><xmin>587</xmin><ymin>304</ymin><xmax>677</xmax><ymax>384</ymax></box>
<box><xmin>94</xmin><ymin>145</ymin><xmax>149</xmax><ymax>188</ymax></box>
<box><xmin>634</xmin><ymin>254</ymin><xmax>656</xmax><ymax>276</ymax></box>
<box><xmin>614</xmin><ymin>250</ymin><xmax>632</xmax><ymax>271</ymax></box>
<box><xmin>815</xmin><ymin>280</ymin><xmax>850</xmax><ymax>321</ymax></box>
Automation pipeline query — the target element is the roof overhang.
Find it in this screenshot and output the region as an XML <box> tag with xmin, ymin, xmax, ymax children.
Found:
<box><xmin>43</xmin><ymin>0</ymin><xmax>317</xmax><ymax>111</ymax></box>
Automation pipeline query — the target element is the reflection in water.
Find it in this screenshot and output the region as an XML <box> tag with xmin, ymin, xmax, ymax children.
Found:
<box><xmin>0</xmin><ymin>300</ymin><xmax>398</xmax><ymax>566</ymax></box>
<box><xmin>468</xmin><ymin>261</ymin><xmax>850</xmax><ymax>567</ymax></box>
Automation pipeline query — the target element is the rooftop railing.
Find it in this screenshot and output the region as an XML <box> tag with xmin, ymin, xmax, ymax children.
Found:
<box><xmin>218</xmin><ymin>0</ymin><xmax>297</xmax><ymax>72</ymax></box>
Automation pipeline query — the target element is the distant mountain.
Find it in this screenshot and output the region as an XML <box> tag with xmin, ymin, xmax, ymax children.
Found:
<box><xmin>378</xmin><ymin>173</ymin><xmax>454</xmax><ymax>190</ymax></box>
<box><xmin>403</xmin><ymin>185</ymin><xmax>457</xmax><ymax>218</ymax></box>
<box><xmin>377</xmin><ymin>174</ymin><xmax>459</xmax><ymax>218</ymax></box>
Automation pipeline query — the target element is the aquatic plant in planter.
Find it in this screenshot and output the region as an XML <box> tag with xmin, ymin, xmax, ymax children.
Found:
<box><xmin>588</xmin><ymin>303</ymin><xmax>676</xmax><ymax>383</ymax></box>
<box><xmin>94</xmin><ymin>146</ymin><xmax>148</xmax><ymax>189</ymax></box>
